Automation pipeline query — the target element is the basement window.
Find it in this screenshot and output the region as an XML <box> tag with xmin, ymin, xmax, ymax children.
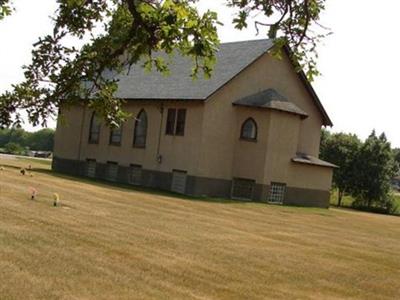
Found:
<box><xmin>128</xmin><ymin>164</ymin><xmax>142</xmax><ymax>186</ymax></box>
<box><xmin>171</xmin><ymin>169</ymin><xmax>188</xmax><ymax>194</ymax></box>
<box><xmin>86</xmin><ymin>159</ymin><xmax>96</xmax><ymax>178</ymax></box>
<box><xmin>231</xmin><ymin>178</ymin><xmax>255</xmax><ymax>201</ymax></box>
<box><xmin>106</xmin><ymin>161</ymin><xmax>119</xmax><ymax>182</ymax></box>
<box><xmin>269</xmin><ymin>183</ymin><xmax>286</xmax><ymax>204</ymax></box>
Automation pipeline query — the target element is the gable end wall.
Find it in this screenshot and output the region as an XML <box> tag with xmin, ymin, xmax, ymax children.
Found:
<box><xmin>199</xmin><ymin>51</ymin><xmax>325</xmax><ymax>183</ymax></box>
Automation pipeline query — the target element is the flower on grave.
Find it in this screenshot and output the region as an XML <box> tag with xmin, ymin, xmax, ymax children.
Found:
<box><xmin>29</xmin><ymin>187</ymin><xmax>38</xmax><ymax>200</ymax></box>
<box><xmin>53</xmin><ymin>193</ymin><xmax>60</xmax><ymax>207</ymax></box>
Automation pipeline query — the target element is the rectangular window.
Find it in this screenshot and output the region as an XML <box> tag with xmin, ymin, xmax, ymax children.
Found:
<box><xmin>128</xmin><ymin>164</ymin><xmax>142</xmax><ymax>186</ymax></box>
<box><xmin>175</xmin><ymin>109</ymin><xmax>186</xmax><ymax>136</ymax></box>
<box><xmin>166</xmin><ymin>109</ymin><xmax>176</xmax><ymax>135</ymax></box>
<box><xmin>231</xmin><ymin>178</ymin><xmax>255</xmax><ymax>200</ymax></box>
<box><xmin>165</xmin><ymin>108</ymin><xmax>187</xmax><ymax>136</ymax></box>
<box><xmin>106</xmin><ymin>161</ymin><xmax>118</xmax><ymax>182</ymax></box>
<box><xmin>269</xmin><ymin>182</ymin><xmax>286</xmax><ymax>204</ymax></box>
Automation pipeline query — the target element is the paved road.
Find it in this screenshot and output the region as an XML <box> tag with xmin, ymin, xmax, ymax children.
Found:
<box><xmin>0</xmin><ymin>153</ymin><xmax>51</xmax><ymax>162</ymax></box>
<box><xmin>0</xmin><ymin>153</ymin><xmax>16</xmax><ymax>160</ymax></box>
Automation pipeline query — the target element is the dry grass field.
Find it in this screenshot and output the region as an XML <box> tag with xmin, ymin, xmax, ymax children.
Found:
<box><xmin>1</xmin><ymin>156</ymin><xmax>400</xmax><ymax>299</ymax></box>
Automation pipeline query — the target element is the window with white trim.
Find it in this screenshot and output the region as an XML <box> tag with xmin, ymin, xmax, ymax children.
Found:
<box><xmin>269</xmin><ymin>182</ymin><xmax>286</xmax><ymax>204</ymax></box>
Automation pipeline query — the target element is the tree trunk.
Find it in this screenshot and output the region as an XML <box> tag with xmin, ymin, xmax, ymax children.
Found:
<box><xmin>338</xmin><ymin>189</ymin><xmax>343</xmax><ymax>207</ymax></box>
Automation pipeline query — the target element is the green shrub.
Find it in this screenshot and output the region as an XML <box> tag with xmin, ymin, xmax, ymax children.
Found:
<box><xmin>352</xmin><ymin>193</ymin><xmax>398</xmax><ymax>215</ymax></box>
<box><xmin>4</xmin><ymin>142</ymin><xmax>23</xmax><ymax>154</ymax></box>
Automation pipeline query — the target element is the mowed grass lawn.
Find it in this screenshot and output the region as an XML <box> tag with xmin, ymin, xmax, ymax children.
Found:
<box><xmin>1</xmin><ymin>157</ymin><xmax>400</xmax><ymax>299</ymax></box>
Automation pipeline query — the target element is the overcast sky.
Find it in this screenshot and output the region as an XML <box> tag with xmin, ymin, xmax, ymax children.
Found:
<box><xmin>1</xmin><ymin>1</ymin><xmax>399</xmax><ymax>147</ymax></box>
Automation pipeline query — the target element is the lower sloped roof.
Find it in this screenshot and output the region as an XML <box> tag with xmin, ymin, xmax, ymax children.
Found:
<box><xmin>292</xmin><ymin>153</ymin><xmax>338</xmax><ymax>168</ymax></box>
<box><xmin>233</xmin><ymin>89</ymin><xmax>308</xmax><ymax>118</ymax></box>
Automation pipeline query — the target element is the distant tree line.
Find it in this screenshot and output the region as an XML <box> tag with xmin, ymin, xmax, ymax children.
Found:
<box><xmin>320</xmin><ymin>129</ymin><xmax>399</xmax><ymax>214</ymax></box>
<box><xmin>0</xmin><ymin>128</ymin><xmax>54</xmax><ymax>154</ymax></box>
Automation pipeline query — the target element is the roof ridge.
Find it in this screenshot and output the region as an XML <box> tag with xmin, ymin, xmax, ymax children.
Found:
<box><xmin>219</xmin><ymin>38</ymin><xmax>272</xmax><ymax>46</ymax></box>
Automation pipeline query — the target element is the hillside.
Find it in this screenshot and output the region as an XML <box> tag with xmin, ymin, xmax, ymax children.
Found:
<box><xmin>0</xmin><ymin>156</ymin><xmax>399</xmax><ymax>299</ymax></box>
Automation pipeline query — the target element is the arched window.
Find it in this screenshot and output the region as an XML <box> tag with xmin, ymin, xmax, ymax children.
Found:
<box><xmin>109</xmin><ymin>125</ymin><xmax>123</xmax><ymax>146</ymax></box>
<box><xmin>133</xmin><ymin>110</ymin><xmax>148</xmax><ymax>148</ymax></box>
<box><xmin>240</xmin><ymin>118</ymin><xmax>257</xmax><ymax>141</ymax></box>
<box><xmin>88</xmin><ymin>112</ymin><xmax>101</xmax><ymax>144</ymax></box>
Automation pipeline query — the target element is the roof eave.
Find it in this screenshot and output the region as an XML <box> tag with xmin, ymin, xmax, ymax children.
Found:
<box><xmin>283</xmin><ymin>45</ymin><xmax>333</xmax><ymax>127</ymax></box>
<box><xmin>120</xmin><ymin>97</ymin><xmax>205</xmax><ymax>102</ymax></box>
<box><xmin>291</xmin><ymin>156</ymin><xmax>338</xmax><ymax>169</ymax></box>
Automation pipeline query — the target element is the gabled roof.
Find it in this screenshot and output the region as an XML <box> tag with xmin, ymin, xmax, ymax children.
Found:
<box><xmin>110</xmin><ymin>39</ymin><xmax>332</xmax><ymax>126</ymax></box>
<box><xmin>113</xmin><ymin>39</ymin><xmax>274</xmax><ymax>100</ymax></box>
<box><xmin>233</xmin><ymin>88</ymin><xmax>308</xmax><ymax>118</ymax></box>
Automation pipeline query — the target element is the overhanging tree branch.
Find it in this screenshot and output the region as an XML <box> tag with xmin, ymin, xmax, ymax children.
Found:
<box><xmin>0</xmin><ymin>0</ymin><xmax>328</xmax><ymax>128</ymax></box>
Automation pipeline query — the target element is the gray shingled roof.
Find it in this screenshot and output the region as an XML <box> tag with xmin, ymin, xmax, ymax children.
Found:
<box><xmin>101</xmin><ymin>38</ymin><xmax>332</xmax><ymax>126</ymax></box>
<box><xmin>292</xmin><ymin>153</ymin><xmax>338</xmax><ymax>168</ymax></box>
<box><xmin>233</xmin><ymin>88</ymin><xmax>308</xmax><ymax>118</ymax></box>
<box><xmin>112</xmin><ymin>39</ymin><xmax>274</xmax><ymax>100</ymax></box>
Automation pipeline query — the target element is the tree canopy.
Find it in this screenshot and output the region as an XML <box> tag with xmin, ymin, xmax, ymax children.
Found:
<box><xmin>320</xmin><ymin>130</ymin><xmax>361</xmax><ymax>207</ymax></box>
<box><xmin>322</xmin><ymin>129</ymin><xmax>399</xmax><ymax>214</ymax></box>
<box><xmin>0</xmin><ymin>0</ymin><xmax>328</xmax><ymax>128</ymax></box>
<box><xmin>0</xmin><ymin>0</ymin><xmax>12</xmax><ymax>20</ymax></box>
<box><xmin>0</xmin><ymin>127</ymin><xmax>55</xmax><ymax>152</ymax></box>
<box><xmin>352</xmin><ymin>131</ymin><xmax>399</xmax><ymax>213</ymax></box>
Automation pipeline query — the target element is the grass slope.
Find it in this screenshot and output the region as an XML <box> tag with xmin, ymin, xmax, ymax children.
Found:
<box><xmin>0</xmin><ymin>157</ymin><xmax>400</xmax><ymax>299</ymax></box>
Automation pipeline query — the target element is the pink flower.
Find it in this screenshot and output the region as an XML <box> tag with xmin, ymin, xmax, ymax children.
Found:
<box><xmin>29</xmin><ymin>187</ymin><xmax>38</xmax><ymax>199</ymax></box>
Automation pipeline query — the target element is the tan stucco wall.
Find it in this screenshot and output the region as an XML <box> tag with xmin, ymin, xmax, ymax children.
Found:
<box><xmin>55</xmin><ymin>101</ymin><xmax>205</xmax><ymax>174</ymax></box>
<box><xmin>53</xmin><ymin>105</ymin><xmax>86</xmax><ymax>161</ymax></box>
<box><xmin>232</xmin><ymin>108</ymin><xmax>271</xmax><ymax>182</ymax></box>
<box><xmin>264</xmin><ymin>111</ymin><xmax>302</xmax><ymax>184</ymax></box>
<box><xmin>53</xmin><ymin>49</ymin><xmax>332</xmax><ymax>196</ymax></box>
<box><xmin>198</xmin><ymin>51</ymin><xmax>326</xmax><ymax>182</ymax></box>
<box><xmin>257</xmin><ymin>53</ymin><xmax>324</xmax><ymax>156</ymax></box>
<box><xmin>288</xmin><ymin>163</ymin><xmax>333</xmax><ymax>191</ymax></box>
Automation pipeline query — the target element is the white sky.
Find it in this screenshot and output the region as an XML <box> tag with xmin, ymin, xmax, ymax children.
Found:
<box><xmin>1</xmin><ymin>0</ymin><xmax>400</xmax><ymax>147</ymax></box>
